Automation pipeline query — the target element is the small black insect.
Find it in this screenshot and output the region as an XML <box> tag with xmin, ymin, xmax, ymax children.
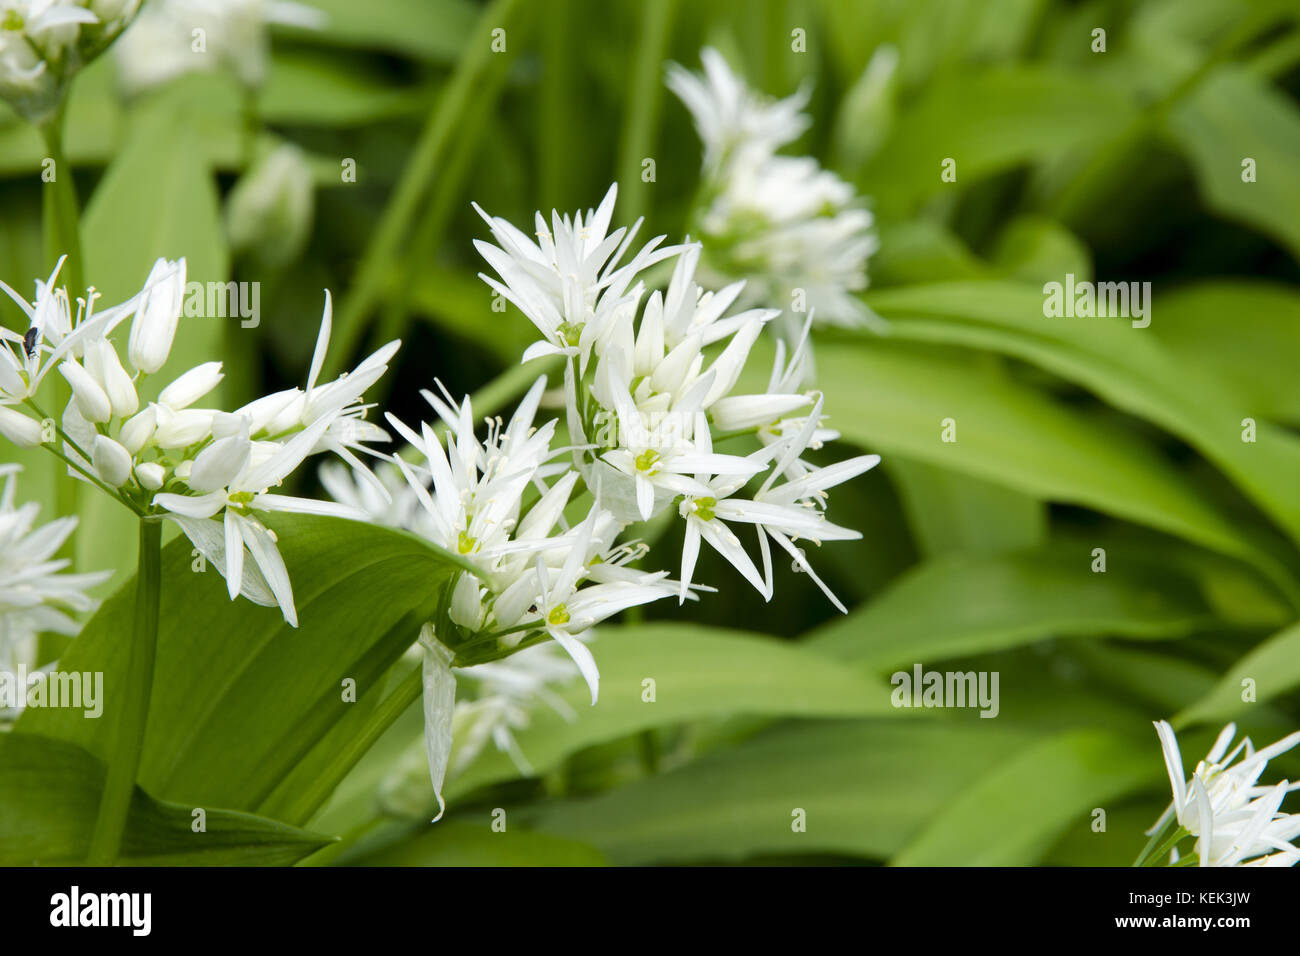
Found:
<box><xmin>22</xmin><ymin>326</ymin><xmax>38</xmax><ymax>360</ymax></box>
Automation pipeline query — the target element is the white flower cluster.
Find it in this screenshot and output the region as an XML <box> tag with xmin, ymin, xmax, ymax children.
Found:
<box><xmin>0</xmin><ymin>463</ymin><xmax>108</xmax><ymax>707</ymax></box>
<box><xmin>1152</xmin><ymin>720</ymin><xmax>1300</xmax><ymax>867</ymax></box>
<box><xmin>321</xmin><ymin>182</ymin><xmax>876</xmax><ymax>805</ymax></box>
<box><xmin>382</xmin><ymin>374</ymin><xmax>681</xmax><ymax>705</ymax></box>
<box><xmin>474</xmin><ymin>182</ymin><xmax>878</xmax><ymax>619</ymax></box>
<box><xmin>0</xmin><ymin>0</ymin><xmax>140</xmax><ymax>122</ymax></box>
<box><xmin>0</xmin><ymin>256</ymin><xmax>399</xmax><ymax>627</ymax></box>
<box><xmin>113</xmin><ymin>0</ymin><xmax>324</xmax><ymax>95</ymax></box>
<box><xmin>667</xmin><ymin>47</ymin><xmax>881</xmax><ymax>331</ymax></box>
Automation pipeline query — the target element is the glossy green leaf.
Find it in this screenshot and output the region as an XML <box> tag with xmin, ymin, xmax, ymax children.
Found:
<box><xmin>528</xmin><ymin>719</ymin><xmax>1034</xmax><ymax>864</ymax></box>
<box><xmin>891</xmin><ymin>730</ymin><xmax>1159</xmax><ymax>866</ymax></box>
<box><xmin>860</xmin><ymin>280</ymin><xmax>1300</xmax><ymax>572</ymax></box>
<box><xmin>343</xmin><ymin>820</ymin><xmax>607</xmax><ymax>866</ymax></box>
<box><xmin>388</xmin><ymin>623</ymin><xmax>901</xmax><ymax>809</ymax></box>
<box><xmin>807</xmin><ymin>546</ymin><xmax>1223</xmax><ymax>671</ymax></box>
<box><xmin>861</xmin><ymin>67</ymin><xmax>1138</xmax><ymax>214</ymax></box>
<box><xmin>0</xmin><ymin>734</ymin><xmax>331</xmax><ymax>865</ymax></box>
<box><xmin>17</xmin><ymin>514</ymin><xmax>472</xmax><ymax>823</ymax></box>
<box><xmin>811</xmin><ymin>335</ymin><xmax>1283</xmax><ymax>583</ymax></box>
<box><xmin>1176</xmin><ymin>622</ymin><xmax>1300</xmax><ymax>728</ymax></box>
<box><xmin>1166</xmin><ymin>66</ymin><xmax>1300</xmax><ymax>263</ymax></box>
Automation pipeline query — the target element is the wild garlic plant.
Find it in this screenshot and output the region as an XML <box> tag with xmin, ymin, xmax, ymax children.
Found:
<box><xmin>1139</xmin><ymin>721</ymin><xmax>1300</xmax><ymax>867</ymax></box>
<box><xmin>667</xmin><ymin>47</ymin><xmax>883</xmax><ymax>335</ymax></box>
<box><xmin>340</xmin><ymin>181</ymin><xmax>879</xmax><ymax>811</ymax></box>
<box><xmin>0</xmin><ymin>254</ymin><xmax>398</xmax><ymax>856</ymax></box>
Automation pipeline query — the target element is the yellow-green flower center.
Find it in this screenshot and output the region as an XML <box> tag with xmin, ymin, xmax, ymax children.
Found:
<box><xmin>546</xmin><ymin>604</ymin><xmax>570</xmax><ymax>626</ymax></box>
<box><xmin>694</xmin><ymin>496</ymin><xmax>717</xmax><ymax>521</ymax></box>
<box><xmin>457</xmin><ymin>531</ymin><xmax>478</xmax><ymax>554</ymax></box>
<box><xmin>634</xmin><ymin>449</ymin><xmax>660</xmax><ymax>474</ymax></box>
<box><xmin>557</xmin><ymin>321</ymin><xmax>583</xmax><ymax>347</ymax></box>
<box><xmin>2</xmin><ymin>11</ymin><xmax>24</xmax><ymax>31</ymax></box>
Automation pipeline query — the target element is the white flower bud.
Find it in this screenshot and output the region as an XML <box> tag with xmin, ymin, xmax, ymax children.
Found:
<box><xmin>135</xmin><ymin>461</ymin><xmax>166</xmax><ymax>490</ymax></box>
<box><xmin>159</xmin><ymin>361</ymin><xmax>223</xmax><ymax>410</ymax></box>
<box><xmin>128</xmin><ymin>257</ymin><xmax>187</xmax><ymax>374</ymax></box>
<box><xmin>225</xmin><ymin>144</ymin><xmax>315</xmax><ymax>268</ymax></box>
<box><xmin>91</xmin><ymin>435</ymin><xmax>133</xmax><ymax>487</ymax></box>
<box><xmin>188</xmin><ymin>433</ymin><xmax>251</xmax><ymax>493</ymax></box>
<box><xmin>448</xmin><ymin>571</ymin><xmax>485</xmax><ymax>631</ymax></box>
<box><xmin>84</xmin><ymin>338</ymin><xmax>139</xmax><ymax>418</ymax></box>
<box><xmin>152</xmin><ymin>406</ymin><xmax>214</xmax><ymax>448</ymax></box>
<box><xmin>209</xmin><ymin>411</ymin><xmax>246</xmax><ymax>439</ymax></box>
<box><xmin>263</xmin><ymin>391</ymin><xmax>307</xmax><ymax>436</ymax></box>
<box><xmin>174</xmin><ymin>460</ymin><xmax>193</xmax><ymax>480</ymax></box>
<box><xmin>59</xmin><ymin>359</ymin><xmax>112</xmax><ymax>423</ymax></box>
<box><xmin>119</xmin><ymin>405</ymin><xmax>157</xmax><ymax>455</ymax></box>
<box><xmin>235</xmin><ymin>389</ymin><xmax>300</xmax><ymax>435</ymax></box>
<box><xmin>0</xmin><ymin>405</ymin><xmax>44</xmax><ymax>447</ymax></box>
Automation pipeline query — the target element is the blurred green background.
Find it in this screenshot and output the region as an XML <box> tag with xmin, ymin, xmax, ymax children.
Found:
<box><xmin>4</xmin><ymin>0</ymin><xmax>1300</xmax><ymax>865</ymax></box>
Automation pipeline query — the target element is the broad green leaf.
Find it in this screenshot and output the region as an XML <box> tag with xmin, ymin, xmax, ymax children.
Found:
<box><xmin>17</xmin><ymin>515</ymin><xmax>473</xmax><ymax>821</ymax></box>
<box><xmin>861</xmin><ymin>67</ymin><xmax>1138</xmax><ymax>214</ymax></box>
<box><xmin>887</xmin><ymin>457</ymin><xmax>1046</xmax><ymax>558</ymax></box>
<box><xmin>0</xmin><ymin>734</ymin><xmax>331</xmax><ymax>865</ymax></box>
<box><xmin>528</xmin><ymin>719</ymin><xmax>1034</xmax><ymax>864</ymax></box>
<box><xmin>810</xmin><ymin>335</ymin><xmax>1284</xmax><ymax>584</ymax></box>
<box><xmin>870</xmin><ymin>220</ymin><xmax>992</xmax><ymax>286</ymax></box>
<box><xmin>1176</xmin><ymin>622</ymin><xmax>1300</xmax><ymax>728</ymax></box>
<box><xmin>1165</xmin><ymin>66</ymin><xmax>1300</xmax><ymax>263</ymax></box>
<box><xmin>891</xmin><ymin>730</ymin><xmax>1159</xmax><ymax>866</ymax></box>
<box><xmin>343</xmin><ymin>820</ymin><xmax>607</xmax><ymax>866</ymax></box>
<box><xmin>991</xmin><ymin>215</ymin><xmax>1093</xmax><ymax>286</ymax></box>
<box><xmin>392</xmin><ymin>623</ymin><xmax>903</xmax><ymax>808</ymax></box>
<box><xmin>1153</xmin><ymin>282</ymin><xmax>1300</xmax><ymax>424</ymax></box>
<box><xmin>860</xmin><ymin>281</ymin><xmax>1300</xmax><ymax>570</ymax></box>
<box><xmin>296</xmin><ymin>0</ymin><xmax>479</xmax><ymax>63</ymax></box>
<box><xmin>261</xmin><ymin>51</ymin><xmax>431</xmax><ymax>126</ymax></box>
<box><xmin>807</xmin><ymin>546</ymin><xmax>1222</xmax><ymax>671</ymax></box>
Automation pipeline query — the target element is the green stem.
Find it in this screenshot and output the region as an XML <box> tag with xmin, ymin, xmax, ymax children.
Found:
<box><xmin>325</xmin><ymin>0</ymin><xmax>525</xmax><ymax>378</ymax></box>
<box><xmin>36</xmin><ymin>104</ymin><xmax>83</xmax><ymax>551</ymax></box>
<box><xmin>38</xmin><ymin>103</ymin><xmax>84</xmax><ymax>295</ymax></box>
<box><xmin>87</xmin><ymin>518</ymin><xmax>162</xmax><ymax>865</ymax></box>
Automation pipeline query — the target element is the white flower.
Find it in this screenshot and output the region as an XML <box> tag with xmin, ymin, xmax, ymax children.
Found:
<box><xmin>472</xmin><ymin>183</ymin><xmax>682</xmax><ymax>366</ymax></box>
<box><xmin>151</xmin><ymin>306</ymin><xmax>398</xmax><ymax>627</ymax></box>
<box><xmin>665</xmin><ymin>46</ymin><xmax>810</xmax><ymax>173</ymax></box>
<box><xmin>1</xmin><ymin>256</ymin><xmax>133</xmax><ymax>405</ymax></box>
<box><xmin>126</xmin><ymin>257</ymin><xmax>186</xmax><ymax>374</ymax></box>
<box><xmin>113</xmin><ymin>0</ymin><xmax>323</xmax><ymax>94</ymax></box>
<box><xmin>0</xmin><ymin>0</ymin><xmax>139</xmax><ymax>122</ymax></box>
<box><xmin>1151</xmin><ymin>720</ymin><xmax>1300</xmax><ymax>867</ymax></box>
<box><xmin>668</xmin><ymin>47</ymin><xmax>881</xmax><ymax>331</ymax></box>
<box><xmin>0</xmin><ymin>404</ymin><xmax>43</xmax><ymax>446</ymax></box>
<box><xmin>0</xmin><ymin>464</ymin><xmax>110</xmax><ymax>715</ymax></box>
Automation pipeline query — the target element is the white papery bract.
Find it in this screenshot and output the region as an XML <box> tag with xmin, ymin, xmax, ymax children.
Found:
<box><xmin>0</xmin><ymin>464</ymin><xmax>109</xmax><ymax>718</ymax></box>
<box><xmin>668</xmin><ymin>47</ymin><xmax>881</xmax><ymax>331</ymax></box>
<box><xmin>113</xmin><ymin>0</ymin><xmax>323</xmax><ymax>94</ymax></box>
<box><xmin>1151</xmin><ymin>720</ymin><xmax>1300</xmax><ymax>867</ymax></box>
<box><xmin>0</xmin><ymin>0</ymin><xmax>140</xmax><ymax>122</ymax></box>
